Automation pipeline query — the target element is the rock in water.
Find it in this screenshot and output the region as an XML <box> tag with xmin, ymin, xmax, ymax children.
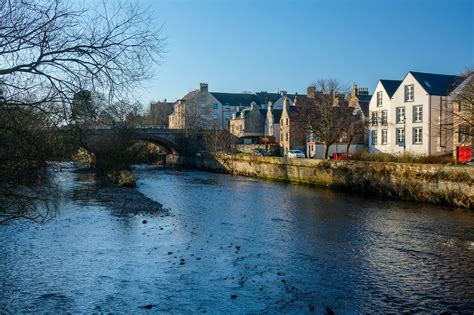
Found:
<box><xmin>140</xmin><ymin>304</ymin><xmax>153</xmax><ymax>309</ymax></box>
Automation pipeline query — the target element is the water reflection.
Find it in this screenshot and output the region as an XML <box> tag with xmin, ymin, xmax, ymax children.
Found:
<box><xmin>1</xmin><ymin>166</ymin><xmax>473</xmax><ymax>313</ymax></box>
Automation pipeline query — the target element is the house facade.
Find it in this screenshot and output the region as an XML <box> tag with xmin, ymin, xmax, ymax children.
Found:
<box><xmin>264</xmin><ymin>101</ymin><xmax>283</xmax><ymax>143</ymax></box>
<box><xmin>369</xmin><ymin>71</ymin><xmax>465</xmax><ymax>156</ymax></box>
<box><xmin>229</xmin><ymin>102</ymin><xmax>267</xmax><ymax>142</ymax></box>
<box><xmin>279</xmin><ymin>91</ymin><xmax>310</xmax><ymax>156</ymax></box>
<box><xmin>169</xmin><ymin>83</ymin><xmax>255</xmax><ymax>130</ymax></box>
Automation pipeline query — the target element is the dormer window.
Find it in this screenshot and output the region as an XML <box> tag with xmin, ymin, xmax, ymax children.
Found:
<box><xmin>404</xmin><ymin>84</ymin><xmax>414</xmax><ymax>102</ymax></box>
<box><xmin>376</xmin><ymin>91</ymin><xmax>383</xmax><ymax>107</ymax></box>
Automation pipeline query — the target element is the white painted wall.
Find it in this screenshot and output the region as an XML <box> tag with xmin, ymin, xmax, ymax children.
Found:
<box><xmin>368</xmin><ymin>73</ymin><xmax>452</xmax><ymax>156</ymax></box>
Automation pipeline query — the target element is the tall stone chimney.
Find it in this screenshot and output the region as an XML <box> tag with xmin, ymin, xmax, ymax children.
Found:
<box><xmin>307</xmin><ymin>85</ymin><xmax>316</xmax><ymax>99</ymax></box>
<box><xmin>351</xmin><ymin>84</ymin><xmax>358</xmax><ymax>97</ymax></box>
<box><xmin>200</xmin><ymin>83</ymin><xmax>208</xmax><ymax>93</ymax></box>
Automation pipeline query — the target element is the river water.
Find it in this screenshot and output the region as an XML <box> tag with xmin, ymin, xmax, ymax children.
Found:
<box><xmin>1</xmin><ymin>165</ymin><xmax>474</xmax><ymax>313</ymax></box>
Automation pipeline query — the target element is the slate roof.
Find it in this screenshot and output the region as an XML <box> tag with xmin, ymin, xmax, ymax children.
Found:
<box><xmin>271</xmin><ymin>109</ymin><xmax>283</xmax><ymax>122</ymax></box>
<box><xmin>211</xmin><ymin>92</ymin><xmax>259</xmax><ymax>107</ymax></box>
<box><xmin>409</xmin><ymin>71</ymin><xmax>465</xmax><ymax>96</ymax></box>
<box><xmin>356</xmin><ymin>94</ymin><xmax>372</xmax><ymax>116</ymax></box>
<box><xmin>380</xmin><ymin>80</ymin><xmax>402</xmax><ymax>98</ymax></box>
<box><xmin>255</xmin><ymin>92</ymin><xmax>281</xmax><ymax>105</ymax></box>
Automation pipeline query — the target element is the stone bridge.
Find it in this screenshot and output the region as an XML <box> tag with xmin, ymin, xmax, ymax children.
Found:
<box><xmin>86</xmin><ymin>128</ymin><xmax>185</xmax><ymax>154</ymax></box>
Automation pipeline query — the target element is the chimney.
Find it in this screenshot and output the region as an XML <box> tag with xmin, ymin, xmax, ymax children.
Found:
<box><xmin>200</xmin><ymin>83</ymin><xmax>208</xmax><ymax>93</ymax></box>
<box><xmin>351</xmin><ymin>84</ymin><xmax>358</xmax><ymax>97</ymax></box>
<box><xmin>307</xmin><ymin>85</ymin><xmax>315</xmax><ymax>98</ymax></box>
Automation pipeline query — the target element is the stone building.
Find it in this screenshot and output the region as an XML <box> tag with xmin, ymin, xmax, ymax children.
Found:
<box><xmin>229</xmin><ymin>102</ymin><xmax>267</xmax><ymax>143</ymax></box>
<box><xmin>149</xmin><ymin>100</ymin><xmax>174</xmax><ymax>128</ymax></box>
<box><xmin>265</xmin><ymin>101</ymin><xmax>282</xmax><ymax>143</ymax></box>
<box><xmin>279</xmin><ymin>90</ymin><xmax>311</xmax><ymax>156</ymax></box>
<box><xmin>169</xmin><ymin>83</ymin><xmax>269</xmax><ymax>130</ymax></box>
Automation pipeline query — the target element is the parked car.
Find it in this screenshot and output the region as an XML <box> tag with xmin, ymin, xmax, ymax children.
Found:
<box><xmin>252</xmin><ymin>148</ymin><xmax>270</xmax><ymax>156</ymax></box>
<box><xmin>286</xmin><ymin>150</ymin><xmax>305</xmax><ymax>158</ymax></box>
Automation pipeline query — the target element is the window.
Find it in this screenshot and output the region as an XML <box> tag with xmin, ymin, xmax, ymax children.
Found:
<box><xmin>413</xmin><ymin>127</ymin><xmax>422</xmax><ymax>144</ymax></box>
<box><xmin>381</xmin><ymin>110</ymin><xmax>388</xmax><ymax>125</ymax></box>
<box><xmin>396</xmin><ymin>128</ymin><xmax>405</xmax><ymax>145</ymax></box>
<box><xmin>212</xmin><ymin>113</ymin><xmax>218</xmax><ymax>120</ymax></box>
<box><xmin>371</xmin><ymin>112</ymin><xmax>378</xmax><ymax>125</ymax></box>
<box><xmin>286</xmin><ymin>118</ymin><xmax>289</xmax><ymax>126</ymax></box>
<box><xmin>459</xmin><ymin>101</ymin><xmax>468</xmax><ymax>112</ymax></box>
<box><xmin>459</xmin><ymin>125</ymin><xmax>471</xmax><ymax>143</ymax></box>
<box><xmin>404</xmin><ymin>84</ymin><xmax>414</xmax><ymax>102</ymax></box>
<box><xmin>413</xmin><ymin>105</ymin><xmax>422</xmax><ymax>123</ymax></box>
<box><xmin>213</xmin><ymin>103</ymin><xmax>219</xmax><ymax>109</ymax></box>
<box><xmin>225</xmin><ymin>114</ymin><xmax>230</xmax><ymax>120</ymax></box>
<box><xmin>200</xmin><ymin>103</ymin><xmax>206</xmax><ymax>109</ymax></box>
<box><xmin>285</xmin><ymin>133</ymin><xmax>289</xmax><ymax>141</ymax></box>
<box><xmin>381</xmin><ymin>129</ymin><xmax>387</xmax><ymax>144</ymax></box>
<box><xmin>200</xmin><ymin>114</ymin><xmax>206</xmax><ymax>119</ymax></box>
<box><xmin>396</xmin><ymin>107</ymin><xmax>406</xmax><ymax>124</ymax></box>
<box><xmin>371</xmin><ymin>130</ymin><xmax>377</xmax><ymax>145</ymax></box>
<box><xmin>376</xmin><ymin>91</ymin><xmax>383</xmax><ymax>107</ymax></box>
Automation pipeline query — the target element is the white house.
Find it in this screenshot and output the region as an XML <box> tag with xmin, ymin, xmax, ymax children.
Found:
<box><xmin>368</xmin><ymin>71</ymin><xmax>466</xmax><ymax>156</ymax></box>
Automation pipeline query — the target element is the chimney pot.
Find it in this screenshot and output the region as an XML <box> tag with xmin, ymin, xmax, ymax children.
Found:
<box><xmin>200</xmin><ymin>83</ymin><xmax>208</xmax><ymax>93</ymax></box>
<box><xmin>307</xmin><ymin>85</ymin><xmax>316</xmax><ymax>98</ymax></box>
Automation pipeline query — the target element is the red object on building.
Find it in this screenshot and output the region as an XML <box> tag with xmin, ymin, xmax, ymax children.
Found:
<box><xmin>457</xmin><ymin>146</ymin><xmax>472</xmax><ymax>164</ymax></box>
<box><xmin>331</xmin><ymin>152</ymin><xmax>348</xmax><ymax>160</ymax></box>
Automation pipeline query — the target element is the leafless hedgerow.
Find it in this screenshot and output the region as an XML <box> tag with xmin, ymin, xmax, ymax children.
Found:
<box><xmin>0</xmin><ymin>0</ymin><xmax>164</xmax><ymax>223</ymax></box>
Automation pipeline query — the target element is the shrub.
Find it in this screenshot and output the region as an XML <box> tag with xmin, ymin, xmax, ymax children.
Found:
<box><xmin>349</xmin><ymin>151</ymin><xmax>456</xmax><ymax>165</ymax></box>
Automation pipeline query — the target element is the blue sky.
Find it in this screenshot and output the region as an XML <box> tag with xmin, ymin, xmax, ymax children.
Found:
<box><xmin>136</xmin><ymin>0</ymin><xmax>473</xmax><ymax>104</ymax></box>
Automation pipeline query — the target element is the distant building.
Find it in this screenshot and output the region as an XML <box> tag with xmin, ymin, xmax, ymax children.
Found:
<box><xmin>304</xmin><ymin>84</ymin><xmax>371</xmax><ymax>159</ymax></box>
<box><xmin>229</xmin><ymin>102</ymin><xmax>267</xmax><ymax>143</ymax></box>
<box><xmin>149</xmin><ymin>100</ymin><xmax>174</xmax><ymax>128</ymax></box>
<box><xmin>279</xmin><ymin>89</ymin><xmax>310</xmax><ymax>156</ymax></box>
<box><xmin>169</xmin><ymin>83</ymin><xmax>266</xmax><ymax>130</ymax></box>
<box><xmin>265</xmin><ymin>101</ymin><xmax>283</xmax><ymax>143</ymax></box>
<box><xmin>368</xmin><ymin>71</ymin><xmax>467</xmax><ymax>156</ymax></box>
<box><xmin>229</xmin><ymin>92</ymin><xmax>291</xmax><ymax>143</ymax></box>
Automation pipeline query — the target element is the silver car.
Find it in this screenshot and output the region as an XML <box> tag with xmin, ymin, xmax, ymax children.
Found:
<box><xmin>286</xmin><ymin>150</ymin><xmax>305</xmax><ymax>158</ymax></box>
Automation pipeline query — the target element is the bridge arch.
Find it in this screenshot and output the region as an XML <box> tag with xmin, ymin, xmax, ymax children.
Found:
<box><xmin>137</xmin><ymin>134</ymin><xmax>181</xmax><ymax>155</ymax></box>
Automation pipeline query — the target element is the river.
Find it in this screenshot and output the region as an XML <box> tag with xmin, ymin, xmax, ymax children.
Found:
<box><xmin>1</xmin><ymin>165</ymin><xmax>474</xmax><ymax>313</ymax></box>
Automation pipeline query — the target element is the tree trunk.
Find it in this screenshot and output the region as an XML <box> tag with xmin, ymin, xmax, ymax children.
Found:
<box><xmin>346</xmin><ymin>136</ymin><xmax>353</xmax><ymax>155</ymax></box>
<box><xmin>324</xmin><ymin>143</ymin><xmax>330</xmax><ymax>160</ymax></box>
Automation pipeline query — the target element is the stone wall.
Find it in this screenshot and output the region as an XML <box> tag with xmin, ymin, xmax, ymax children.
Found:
<box><xmin>166</xmin><ymin>154</ymin><xmax>474</xmax><ymax>209</ymax></box>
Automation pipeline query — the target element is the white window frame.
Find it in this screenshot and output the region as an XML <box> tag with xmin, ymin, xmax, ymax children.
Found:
<box><xmin>396</xmin><ymin>128</ymin><xmax>405</xmax><ymax>145</ymax></box>
<box><xmin>376</xmin><ymin>91</ymin><xmax>383</xmax><ymax>107</ymax></box>
<box><xmin>371</xmin><ymin>130</ymin><xmax>377</xmax><ymax>145</ymax></box>
<box><xmin>405</xmin><ymin>84</ymin><xmax>414</xmax><ymax>102</ymax></box>
<box><xmin>413</xmin><ymin>105</ymin><xmax>422</xmax><ymax>123</ymax></box>
<box><xmin>212</xmin><ymin>113</ymin><xmax>218</xmax><ymax>120</ymax></box>
<box><xmin>381</xmin><ymin>110</ymin><xmax>388</xmax><ymax>125</ymax></box>
<box><xmin>213</xmin><ymin>103</ymin><xmax>219</xmax><ymax>110</ymax></box>
<box><xmin>413</xmin><ymin>127</ymin><xmax>422</xmax><ymax>144</ymax></box>
<box><xmin>371</xmin><ymin>112</ymin><xmax>378</xmax><ymax>125</ymax></box>
<box><xmin>396</xmin><ymin>107</ymin><xmax>405</xmax><ymax>124</ymax></box>
<box><xmin>381</xmin><ymin>129</ymin><xmax>387</xmax><ymax>144</ymax></box>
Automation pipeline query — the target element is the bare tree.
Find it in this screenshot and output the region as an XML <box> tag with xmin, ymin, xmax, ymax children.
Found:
<box><xmin>0</xmin><ymin>0</ymin><xmax>164</xmax><ymax>223</ymax></box>
<box><xmin>299</xmin><ymin>79</ymin><xmax>351</xmax><ymax>159</ymax></box>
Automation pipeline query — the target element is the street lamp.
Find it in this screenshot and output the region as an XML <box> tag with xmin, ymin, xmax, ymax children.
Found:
<box><xmin>400</xmin><ymin>115</ymin><xmax>406</xmax><ymax>152</ymax></box>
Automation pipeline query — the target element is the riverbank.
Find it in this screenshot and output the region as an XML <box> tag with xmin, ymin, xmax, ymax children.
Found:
<box><xmin>166</xmin><ymin>154</ymin><xmax>474</xmax><ymax>209</ymax></box>
<box><xmin>73</xmin><ymin>168</ymin><xmax>167</xmax><ymax>216</ymax></box>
